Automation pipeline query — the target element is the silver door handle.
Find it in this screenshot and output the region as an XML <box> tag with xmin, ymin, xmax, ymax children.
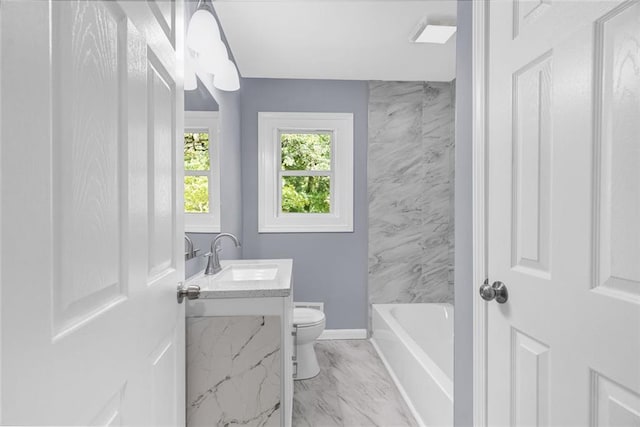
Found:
<box><xmin>177</xmin><ymin>283</ymin><xmax>200</xmax><ymax>304</ymax></box>
<box><xmin>479</xmin><ymin>280</ymin><xmax>508</xmax><ymax>304</ymax></box>
<box><xmin>292</xmin><ymin>327</ymin><xmax>298</xmax><ymax>379</ymax></box>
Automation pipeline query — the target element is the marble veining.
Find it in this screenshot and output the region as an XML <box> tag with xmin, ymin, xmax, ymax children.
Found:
<box><xmin>187</xmin><ymin>316</ymin><xmax>281</xmax><ymax>427</ymax></box>
<box><xmin>368</xmin><ymin>81</ymin><xmax>455</xmax><ymax>306</ymax></box>
<box><xmin>293</xmin><ymin>340</ymin><xmax>417</xmax><ymax>427</ymax></box>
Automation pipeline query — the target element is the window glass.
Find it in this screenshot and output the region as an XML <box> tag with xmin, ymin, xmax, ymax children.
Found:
<box><xmin>184</xmin><ymin>132</ymin><xmax>210</xmax><ymax>171</ymax></box>
<box><xmin>184</xmin><ymin>176</ymin><xmax>209</xmax><ymax>213</ymax></box>
<box><xmin>281</xmin><ymin>176</ymin><xmax>331</xmax><ymax>213</ymax></box>
<box><xmin>184</xmin><ymin>131</ymin><xmax>210</xmax><ymax>214</ymax></box>
<box><xmin>280</xmin><ymin>133</ymin><xmax>331</xmax><ymax>171</ymax></box>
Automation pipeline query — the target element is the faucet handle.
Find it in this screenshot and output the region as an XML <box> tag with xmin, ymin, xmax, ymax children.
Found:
<box><xmin>204</xmin><ymin>252</ymin><xmax>219</xmax><ymax>275</ymax></box>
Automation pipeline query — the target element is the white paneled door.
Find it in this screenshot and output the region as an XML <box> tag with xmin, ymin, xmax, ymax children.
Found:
<box><xmin>0</xmin><ymin>0</ymin><xmax>185</xmax><ymax>425</ymax></box>
<box><xmin>485</xmin><ymin>0</ymin><xmax>640</xmax><ymax>425</ymax></box>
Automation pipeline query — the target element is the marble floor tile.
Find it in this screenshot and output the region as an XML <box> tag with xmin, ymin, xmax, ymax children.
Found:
<box><xmin>292</xmin><ymin>340</ymin><xmax>417</xmax><ymax>427</ymax></box>
<box><xmin>293</xmin><ymin>389</ymin><xmax>343</xmax><ymax>427</ymax></box>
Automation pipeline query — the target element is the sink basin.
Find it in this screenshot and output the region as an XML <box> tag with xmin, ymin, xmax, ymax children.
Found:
<box><xmin>215</xmin><ymin>264</ymin><xmax>279</xmax><ymax>282</ymax></box>
<box><xmin>186</xmin><ymin>259</ymin><xmax>292</xmax><ymax>299</ymax></box>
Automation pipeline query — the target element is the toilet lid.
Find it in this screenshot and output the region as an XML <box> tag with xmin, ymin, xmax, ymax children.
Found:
<box><xmin>293</xmin><ymin>308</ymin><xmax>325</xmax><ymax>326</ymax></box>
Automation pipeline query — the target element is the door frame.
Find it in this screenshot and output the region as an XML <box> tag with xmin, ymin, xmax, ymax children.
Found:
<box><xmin>471</xmin><ymin>1</ymin><xmax>488</xmax><ymax>426</ymax></box>
<box><xmin>0</xmin><ymin>0</ymin><xmax>3</xmax><ymax>420</ymax></box>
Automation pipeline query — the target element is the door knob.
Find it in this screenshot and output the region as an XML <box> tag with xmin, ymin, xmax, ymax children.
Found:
<box><xmin>479</xmin><ymin>280</ymin><xmax>508</xmax><ymax>304</ymax></box>
<box><xmin>177</xmin><ymin>283</ymin><xmax>200</xmax><ymax>304</ymax></box>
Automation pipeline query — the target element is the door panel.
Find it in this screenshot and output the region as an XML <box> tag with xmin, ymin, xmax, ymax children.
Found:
<box><xmin>52</xmin><ymin>0</ymin><xmax>128</xmax><ymax>338</ymax></box>
<box><xmin>147</xmin><ymin>0</ymin><xmax>175</xmax><ymax>49</ymax></box>
<box><xmin>487</xmin><ymin>0</ymin><xmax>640</xmax><ymax>425</ymax></box>
<box><xmin>593</xmin><ymin>1</ymin><xmax>640</xmax><ymax>301</ymax></box>
<box><xmin>150</xmin><ymin>337</ymin><xmax>178</xmax><ymax>427</ymax></box>
<box><xmin>0</xmin><ymin>1</ymin><xmax>185</xmax><ymax>425</ymax></box>
<box><xmin>513</xmin><ymin>0</ymin><xmax>552</xmax><ymax>38</ymax></box>
<box><xmin>148</xmin><ymin>52</ymin><xmax>176</xmax><ymax>280</ymax></box>
<box><xmin>511</xmin><ymin>329</ymin><xmax>550</xmax><ymax>426</ymax></box>
<box><xmin>592</xmin><ymin>372</ymin><xmax>640</xmax><ymax>426</ymax></box>
<box><xmin>511</xmin><ymin>51</ymin><xmax>553</xmax><ymax>277</ymax></box>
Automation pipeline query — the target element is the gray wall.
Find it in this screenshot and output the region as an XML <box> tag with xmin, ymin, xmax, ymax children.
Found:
<box><xmin>184</xmin><ymin>80</ymin><xmax>219</xmax><ymax>112</ymax></box>
<box><xmin>240</xmin><ymin>78</ymin><xmax>369</xmax><ymax>330</ymax></box>
<box><xmin>216</xmin><ymin>87</ymin><xmax>243</xmax><ymax>259</ymax></box>
<box><xmin>454</xmin><ymin>1</ymin><xmax>474</xmax><ymax>426</ymax></box>
<box><xmin>368</xmin><ymin>81</ymin><xmax>455</xmax><ymax>306</ymax></box>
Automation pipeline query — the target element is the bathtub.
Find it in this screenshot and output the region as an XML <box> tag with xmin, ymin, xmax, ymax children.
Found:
<box><xmin>371</xmin><ymin>303</ymin><xmax>453</xmax><ymax>427</ymax></box>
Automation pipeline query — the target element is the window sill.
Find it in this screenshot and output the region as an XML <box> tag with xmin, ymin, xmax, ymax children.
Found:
<box><xmin>258</xmin><ymin>222</ymin><xmax>353</xmax><ymax>233</ymax></box>
<box><xmin>185</xmin><ymin>224</ymin><xmax>221</xmax><ymax>234</ymax></box>
<box><xmin>184</xmin><ymin>214</ymin><xmax>222</xmax><ymax>233</ymax></box>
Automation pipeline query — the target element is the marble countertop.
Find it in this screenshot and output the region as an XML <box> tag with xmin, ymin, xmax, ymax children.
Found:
<box><xmin>186</xmin><ymin>259</ymin><xmax>293</xmax><ymax>299</ymax></box>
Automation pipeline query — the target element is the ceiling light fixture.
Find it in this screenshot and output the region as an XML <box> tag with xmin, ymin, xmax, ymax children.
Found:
<box><xmin>413</xmin><ymin>23</ymin><xmax>457</xmax><ymax>44</ymax></box>
<box><xmin>186</xmin><ymin>3</ymin><xmax>221</xmax><ymax>53</ymax></box>
<box><xmin>213</xmin><ymin>60</ymin><xmax>240</xmax><ymax>92</ymax></box>
<box><xmin>186</xmin><ymin>0</ymin><xmax>240</xmax><ymax>91</ymax></box>
<box><xmin>194</xmin><ymin>38</ymin><xmax>228</xmax><ymax>75</ymax></box>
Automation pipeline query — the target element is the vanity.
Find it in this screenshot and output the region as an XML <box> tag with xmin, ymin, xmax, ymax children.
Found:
<box><xmin>184</xmin><ymin>259</ymin><xmax>294</xmax><ymax>427</ymax></box>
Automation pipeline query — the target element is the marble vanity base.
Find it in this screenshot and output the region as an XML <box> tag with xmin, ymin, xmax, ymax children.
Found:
<box><xmin>186</xmin><ymin>316</ymin><xmax>281</xmax><ymax>427</ymax></box>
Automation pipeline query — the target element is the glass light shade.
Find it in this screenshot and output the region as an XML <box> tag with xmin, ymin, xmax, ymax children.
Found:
<box><xmin>213</xmin><ymin>59</ymin><xmax>240</xmax><ymax>92</ymax></box>
<box><xmin>186</xmin><ymin>9</ymin><xmax>221</xmax><ymax>54</ymax></box>
<box><xmin>184</xmin><ymin>54</ymin><xmax>197</xmax><ymax>91</ymax></box>
<box><xmin>195</xmin><ymin>38</ymin><xmax>228</xmax><ymax>75</ymax></box>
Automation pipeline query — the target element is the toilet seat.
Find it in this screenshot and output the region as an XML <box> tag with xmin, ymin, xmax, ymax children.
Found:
<box><xmin>296</xmin><ymin>319</ymin><xmax>324</xmax><ymax>328</ymax></box>
<box><xmin>293</xmin><ymin>308</ymin><xmax>325</xmax><ymax>327</ymax></box>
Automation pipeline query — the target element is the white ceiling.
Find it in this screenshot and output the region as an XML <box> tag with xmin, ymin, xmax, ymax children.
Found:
<box><xmin>212</xmin><ymin>0</ymin><xmax>457</xmax><ymax>82</ymax></box>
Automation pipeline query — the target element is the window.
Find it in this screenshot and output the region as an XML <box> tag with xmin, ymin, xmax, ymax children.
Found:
<box><xmin>184</xmin><ymin>111</ymin><xmax>220</xmax><ymax>233</ymax></box>
<box><xmin>258</xmin><ymin>112</ymin><xmax>354</xmax><ymax>233</ymax></box>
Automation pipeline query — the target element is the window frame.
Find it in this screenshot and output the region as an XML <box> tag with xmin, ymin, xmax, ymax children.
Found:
<box><xmin>184</xmin><ymin>111</ymin><xmax>221</xmax><ymax>233</ymax></box>
<box><xmin>258</xmin><ymin>112</ymin><xmax>354</xmax><ymax>233</ymax></box>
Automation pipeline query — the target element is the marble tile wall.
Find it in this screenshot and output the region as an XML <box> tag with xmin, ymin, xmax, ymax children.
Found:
<box><xmin>447</xmin><ymin>83</ymin><xmax>456</xmax><ymax>290</ymax></box>
<box><xmin>368</xmin><ymin>81</ymin><xmax>455</xmax><ymax>305</ymax></box>
<box><xmin>186</xmin><ymin>316</ymin><xmax>281</xmax><ymax>427</ymax></box>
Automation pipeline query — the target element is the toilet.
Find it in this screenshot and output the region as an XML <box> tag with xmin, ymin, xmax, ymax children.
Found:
<box><xmin>292</xmin><ymin>307</ymin><xmax>326</xmax><ymax>380</ymax></box>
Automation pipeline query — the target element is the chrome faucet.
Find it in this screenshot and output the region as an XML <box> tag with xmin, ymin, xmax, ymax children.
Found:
<box><xmin>184</xmin><ymin>235</ymin><xmax>195</xmax><ymax>260</ymax></box>
<box><xmin>205</xmin><ymin>233</ymin><xmax>241</xmax><ymax>275</ymax></box>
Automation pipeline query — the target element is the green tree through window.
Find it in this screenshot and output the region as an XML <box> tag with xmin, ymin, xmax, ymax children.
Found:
<box><xmin>184</xmin><ymin>132</ymin><xmax>210</xmax><ymax>213</ymax></box>
<box><xmin>280</xmin><ymin>133</ymin><xmax>331</xmax><ymax>213</ymax></box>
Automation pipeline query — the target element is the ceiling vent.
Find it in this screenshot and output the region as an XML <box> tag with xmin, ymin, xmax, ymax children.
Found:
<box><xmin>412</xmin><ymin>21</ymin><xmax>456</xmax><ymax>44</ymax></box>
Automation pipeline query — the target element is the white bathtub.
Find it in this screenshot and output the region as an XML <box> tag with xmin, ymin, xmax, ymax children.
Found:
<box><xmin>371</xmin><ymin>303</ymin><xmax>453</xmax><ymax>427</ymax></box>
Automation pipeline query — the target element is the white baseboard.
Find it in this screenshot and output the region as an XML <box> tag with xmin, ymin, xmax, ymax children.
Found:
<box><xmin>318</xmin><ymin>329</ymin><xmax>368</xmax><ymax>340</ymax></box>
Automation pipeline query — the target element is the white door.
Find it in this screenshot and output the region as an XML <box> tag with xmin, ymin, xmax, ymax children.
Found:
<box><xmin>0</xmin><ymin>0</ymin><xmax>185</xmax><ymax>425</ymax></box>
<box><xmin>485</xmin><ymin>0</ymin><xmax>640</xmax><ymax>425</ymax></box>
